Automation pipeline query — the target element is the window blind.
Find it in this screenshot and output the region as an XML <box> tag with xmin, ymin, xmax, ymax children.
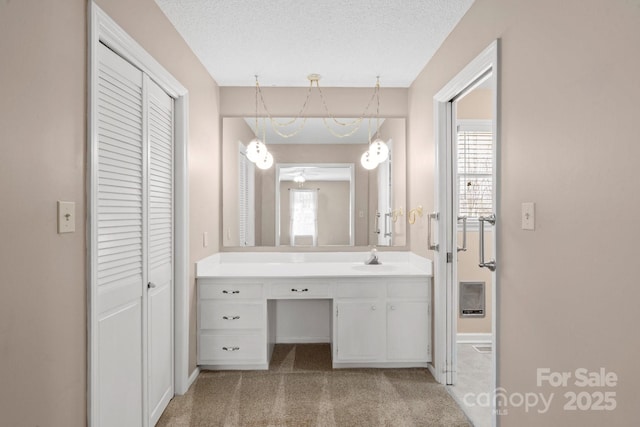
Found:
<box><xmin>457</xmin><ymin>123</ymin><xmax>493</xmax><ymax>219</ymax></box>
<box><xmin>238</xmin><ymin>143</ymin><xmax>255</xmax><ymax>246</ymax></box>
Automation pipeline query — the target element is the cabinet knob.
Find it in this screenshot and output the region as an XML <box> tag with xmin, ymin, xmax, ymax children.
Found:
<box><xmin>371</xmin><ymin>305</ymin><xmax>377</xmax><ymax>311</ymax></box>
<box><xmin>148</xmin><ymin>282</ymin><xmax>156</xmax><ymax>289</ymax></box>
<box><xmin>390</xmin><ymin>305</ymin><xmax>396</xmax><ymax>311</ymax></box>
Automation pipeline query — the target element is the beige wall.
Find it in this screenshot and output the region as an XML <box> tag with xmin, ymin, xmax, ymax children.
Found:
<box><xmin>408</xmin><ymin>0</ymin><xmax>640</xmax><ymax>424</ymax></box>
<box><xmin>0</xmin><ymin>1</ymin><xmax>86</xmax><ymax>425</ymax></box>
<box><xmin>457</xmin><ymin>88</ymin><xmax>493</xmax><ymax>120</ymax></box>
<box><xmin>0</xmin><ymin>0</ymin><xmax>220</xmax><ymax>424</ymax></box>
<box><xmin>279</xmin><ymin>181</ymin><xmax>351</xmax><ymax>246</ymax></box>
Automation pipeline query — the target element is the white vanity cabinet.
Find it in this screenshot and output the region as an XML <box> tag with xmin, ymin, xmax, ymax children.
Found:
<box><xmin>333</xmin><ymin>280</ymin><xmax>384</xmax><ymax>362</ymax></box>
<box><xmin>386</xmin><ymin>280</ymin><xmax>431</xmax><ymax>361</ymax></box>
<box><xmin>333</xmin><ymin>278</ymin><xmax>431</xmax><ymax>367</ymax></box>
<box><xmin>335</xmin><ymin>300</ymin><xmax>384</xmax><ymax>360</ymax></box>
<box><xmin>197</xmin><ymin>279</ymin><xmax>268</xmax><ymax>369</ymax></box>
<box><xmin>196</xmin><ymin>252</ymin><xmax>433</xmax><ymax>370</ymax></box>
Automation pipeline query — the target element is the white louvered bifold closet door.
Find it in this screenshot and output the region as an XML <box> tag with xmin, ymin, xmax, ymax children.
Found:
<box><xmin>96</xmin><ymin>43</ymin><xmax>145</xmax><ymax>427</ymax></box>
<box><xmin>147</xmin><ymin>79</ymin><xmax>174</xmax><ymax>426</ymax></box>
<box><xmin>95</xmin><ymin>42</ymin><xmax>174</xmax><ymax>427</ymax></box>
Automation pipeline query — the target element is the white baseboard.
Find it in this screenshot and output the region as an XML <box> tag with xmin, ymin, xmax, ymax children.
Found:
<box><xmin>427</xmin><ymin>362</ymin><xmax>446</xmax><ymax>385</ymax></box>
<box><xmin>187</xmin><ymin>367</ymin><xmax>200</xmax><ymax>390</ymax></box>
<box><xmin>275</xmin><ymin>336</ymin><xmax>331</xmax><ymax>344</ymax></box>
<box><xmin>457</xmin><ymin>332</ymin><xmax>492</xmax><ymax>344</ymax></box>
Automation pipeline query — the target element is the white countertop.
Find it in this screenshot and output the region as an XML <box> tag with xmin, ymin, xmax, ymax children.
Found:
<box><xmin>196</xmin><ymin>252</ymin><xmax>432</xmax><ymax>278</ymax></box>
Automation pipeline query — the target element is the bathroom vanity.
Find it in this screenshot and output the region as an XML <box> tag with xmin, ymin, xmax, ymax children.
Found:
<box><xmin>196</xmin><ymin>252</ymin><xmax>432</xmax><ymax>370</ymax></box>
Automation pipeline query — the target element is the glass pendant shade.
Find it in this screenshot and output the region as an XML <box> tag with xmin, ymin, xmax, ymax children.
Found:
<box><xmin>360</xmin><ymin>150</ymin><xmax>378</xmax><ymax>170</ymax></box>
<box><xmin>256</xmin><ymin>151</ymin><xmax>274</xmax><ymax>170</ymax></box>
<box><xmin>369</xmin><ymin>139</ymin><xmax>389</xmax><ymax>163</ymax></box>
<box><xmin>246</xmin><ymin>138</ymin><xmax>265</xmax><ymax>163</ymax></box>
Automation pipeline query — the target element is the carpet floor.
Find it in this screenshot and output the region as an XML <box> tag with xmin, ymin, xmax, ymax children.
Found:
<box><xmin>157</xmin><ymin>344</ymin><xmax>471</xmax><ymax>427</ymax></box>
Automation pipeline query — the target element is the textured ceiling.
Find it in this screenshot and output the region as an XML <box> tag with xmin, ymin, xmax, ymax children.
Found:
<box><xmin>154</xmin><ymin>0</ymin><xmax>475</xmax><ymax>87</ymax></box>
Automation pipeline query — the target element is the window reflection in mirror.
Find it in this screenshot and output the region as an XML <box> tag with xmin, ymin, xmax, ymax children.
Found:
<box><xmin>222</xmin><ymin>117</ymin><xmax>406</xmax><ymax>248</ymax></box>
<box><xmin>276</xmin><ymin>164</ymin><xmax>354</xmax><ymax>247</ymax></box>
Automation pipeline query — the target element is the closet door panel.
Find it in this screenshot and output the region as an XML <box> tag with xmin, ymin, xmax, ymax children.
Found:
<box><xmin>96</xmin><ymin>42</ymin><xmax>144</xmax><ymax>427</ymax></box>
<box><xmin>147</xmin><ymin>79</ymin><xmax>174</xmax><ymax>426</ymax></box>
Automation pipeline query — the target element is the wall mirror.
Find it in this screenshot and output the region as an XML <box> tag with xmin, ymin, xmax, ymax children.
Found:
<box><xmin>222</xmin><ymin>117</ymin><xmax>407</xmax><ymax>248</ymax></box>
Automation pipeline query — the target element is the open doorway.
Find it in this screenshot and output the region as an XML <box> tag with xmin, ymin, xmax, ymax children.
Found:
<box><xmin>448</xmin><ymin>75</ymin><xmax>495</xmax><ymax>427</ymax></box>
<box><xmin>432</xmin><ymin>41</ymin><xmax>499</xmax><ymax>427</ymax></box>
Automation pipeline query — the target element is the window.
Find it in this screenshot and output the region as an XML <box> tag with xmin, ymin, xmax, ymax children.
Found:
<box><xmin>457</xmin><ymin>121</ymin><xmax>493</xmax><ymax>221</ymax></box>
<box><xmin>289</xmin><ymin>189</ymin><xmax>318</xmax><ymax>246</ymax></box>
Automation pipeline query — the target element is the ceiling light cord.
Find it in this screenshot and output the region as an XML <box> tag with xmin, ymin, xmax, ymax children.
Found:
<box><xmin>253</xmin><ymin>75</ymin><xmax>382</xmax><ymax>139</ymax></box>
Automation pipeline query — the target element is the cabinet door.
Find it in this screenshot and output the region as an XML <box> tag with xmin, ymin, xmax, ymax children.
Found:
<box><xmin>335</xmin><ymin>301</ymin><xmax>384</xmax><ymax>361</ymax></box>
<box><xmin>387</xmin><ymin>301</ymin><xmax>429</xmax><ymax>361</ymax></box>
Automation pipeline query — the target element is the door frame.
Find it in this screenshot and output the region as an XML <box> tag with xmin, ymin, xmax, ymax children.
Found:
<box><xmin>87</xmin><ymin>3</ymin><xmax>191</xmax><ymax>425</ymax></box>
<box><xmin>432</xmin><ymin>40</ymin><xmax>500</xmax><ymax>422</ymax></box>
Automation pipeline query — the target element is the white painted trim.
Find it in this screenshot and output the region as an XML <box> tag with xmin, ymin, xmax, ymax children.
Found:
<box><xmin>275</xmin><ymin>336</ymin><xmax>331</xmax><ymax>344</ymax></box>
<box><xmin>87</xmin><ymin>5</ymin><xmax>98</xmax><ymax>425</ymax></box>
<box><xmin>427</xmin><ymin>363</ymin><xmax>438</xmax><ymax>380</ymax></box>
<box><xmin>88</xmin><ymin>4</ymin><xmax>191</xmax><ymax>426</ymax></box>
<box><xmin>333</xmin><ymin>362</ymin><xmax>429</xmax><ymax>369</ymax></box>
<box><xmin>187</xmin><ymin>367</ymin><xmax>200</xmax><ymax>390</ymax></box>
<box><xmin>432</xmin><ymin>40</ymin><xmax>500</xmax><ymax>427</ymax></box>
<box><xmin>174</xmin><ymin>93</ymin><xmax>190</xmax><ymax>396</ymax></box>
<box><xmin>200</xmin><ymin>363</ymin><xmax>270</xmax><ymax>371</ymax></box>
<box><xmin>456</xmin><ymin>333</ymin><xmax>492</xmax><ymax>344</ymax></box>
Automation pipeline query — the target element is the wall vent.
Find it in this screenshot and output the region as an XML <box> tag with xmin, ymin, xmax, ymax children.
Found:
<box><xmin>459</xmin><ymin>281</ymin><xmax>485</xmax><ymax>318</ymax></box>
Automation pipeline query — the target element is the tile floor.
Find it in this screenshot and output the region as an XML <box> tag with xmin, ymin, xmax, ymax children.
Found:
<box><xmin>448</xmin><ymin>343</ymin><xmax>493</xmax><ymax>427</ymax></box>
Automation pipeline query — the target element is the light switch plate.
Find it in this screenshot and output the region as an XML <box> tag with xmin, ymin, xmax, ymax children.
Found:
<box><xmin>58</xmin><ymin>201</ymin><xmax>75</xmax><ymax>233</ymax></box>
<box><xmin>522</xmin><ymin>202</ymin><xmax>535</xmax><ymax>230</ymax></box>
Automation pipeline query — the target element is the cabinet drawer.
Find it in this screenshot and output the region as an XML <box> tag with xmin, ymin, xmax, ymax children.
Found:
<box><xmin>200</xmin><ymin>301</ymin><xmax>264</xmax><ymax>330</ymax></box>
<box><xmin>270</xmin><ymin>282</ymin><xmax>330</xmax><ymax>298</ymax></box>
<box><xmin>387</xmin><ymin>281</ymin><xmax>429</xmax><ymax>298</ymax></box>
<box><xmin>199</xmin><ymin>334</ymin><xmax>264</xmax><ymax>362</ymax></box>
<box><xmin>199</xmin><ymin>282</ymin><xmax>263</xmax><ymax>300</ymax></box>
<box><xmin>335</xmin><ymin>281</ymin><xmax>383</xmax><ymax>298</ymax></box>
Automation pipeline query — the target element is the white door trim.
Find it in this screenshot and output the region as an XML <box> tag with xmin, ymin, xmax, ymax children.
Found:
<box><xmin>88</xmin><ymin>4</ymin><xmax>191</xmax><ymax>426</ymax></box>
<box><xmin>432</xmin><ymin>40</ymin><xmax>499</xmax><ymax>426</ymax></box>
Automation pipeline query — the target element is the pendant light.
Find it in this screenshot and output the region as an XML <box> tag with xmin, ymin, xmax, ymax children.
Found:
<box><xmin>361</xmin><ymin>150</ymin><xmax>378</xmax><ymax>170</ymax></box>
<box><xmin>247</xmin><ymin>75</ymin><xmax>273</xmax><ymax>169</ymax></box>
<box><xmin>256</xmin><ymin>151</ymin><xmax>274</xmax><ymax>170</ymax></box>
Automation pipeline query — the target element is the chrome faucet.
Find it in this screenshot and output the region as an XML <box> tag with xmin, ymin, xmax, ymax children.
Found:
<box><xmin>365</xmin><ymin>248</ymin><xmax>382</xmax><ymax>265</ymax></box>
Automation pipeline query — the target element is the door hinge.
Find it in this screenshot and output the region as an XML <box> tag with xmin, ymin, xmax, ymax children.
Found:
<box><xmin>446</xmin><ymin>252</ymin><xmax>453</xmax><ymax>263</ymax></box>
